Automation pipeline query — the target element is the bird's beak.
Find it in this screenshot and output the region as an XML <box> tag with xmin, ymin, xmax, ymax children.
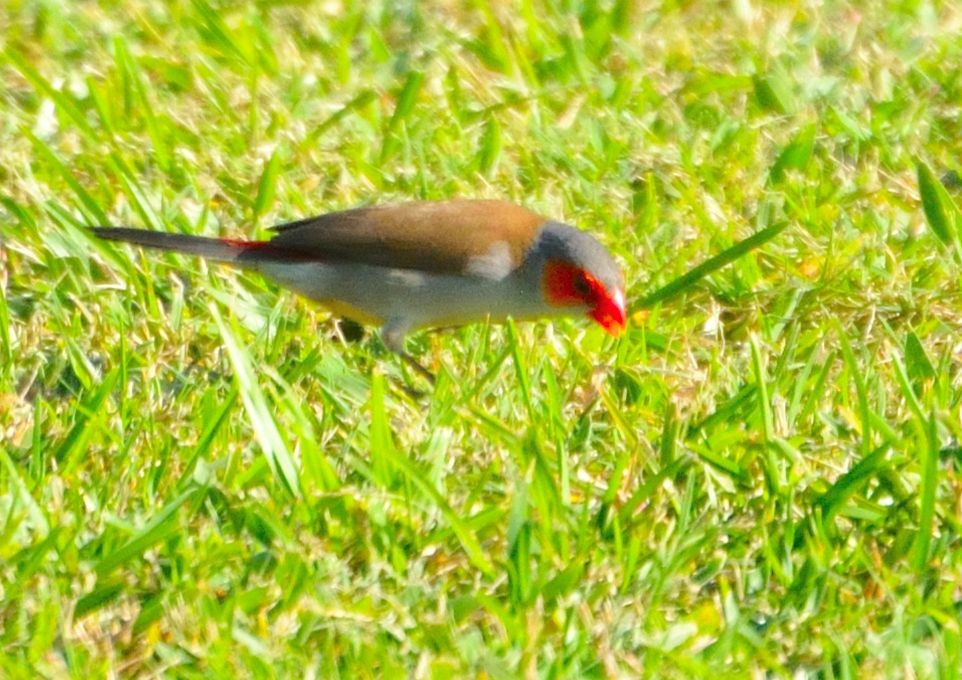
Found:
<box><xmin>590</xmin><ymin>288</ymin><xmax>626</xmax><ymax>336</ymax></box>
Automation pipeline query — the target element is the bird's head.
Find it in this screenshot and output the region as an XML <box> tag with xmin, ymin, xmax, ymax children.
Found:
<box><xmin>535</xmin><ymin>223</ymin><xmax>626</xmax><ymax>335</ymax></box>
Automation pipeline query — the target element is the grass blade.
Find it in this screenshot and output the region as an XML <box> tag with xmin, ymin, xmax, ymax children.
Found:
<box><xmin>96</xmin><ymin>485</ymin><xmax>204</xmax><ymax>575</ymax></box>
<box><xmin>54</xmin><ymin>370</ymin><xmax>120</xmax><ymax>470</ymax></box>
<box><xmin>834</xmin><ymin>320</ymin><xmax>871</xmax><ymax>457</ymax></box>
<box><xmin>28</xmin><ymin>133</ymin><xmax>109</xmax><ymax>225</ymax></box>
<box><xmin>381</xmin><ymin>71</ymin><xmax>424</xmax><ymax>162</ymax></box>
<box><xmin>912</xmin><ymin>412</ymin><xmax>939</xmax><ymax>571</ymax></box>
<box><xmin>212</xmin><ymin>304</ymin><xmax>300</xmax><ymax>497</ymax></box>
<box><xmin>0</xmin><ymin>447</ymin><xmax>49</xmax><ymax>538</ymax></box>
<box><xmin>75</xmin><ymin>580</ymin><xmax>125</xmax><ymax>618</ymax></box>
<box><xmin>177</xmin><ymin>385</ymin><xmax>240</xmax><ymax>487</ymax></box>
<box><xmin>252</xmin><ymin>147</ymin><xmax>283</xmax><ymax>226</ymax></box>
<box><xmin>369</xmin><ymin>371</ymin><xmax>397</xmax><ymax>487</ymax></box>
<box><xmin>302</xmin><ymin>90</ymin><xmax>376</xmax><ymax>148</ymax></box>
<box><xmin>476</xmin><ymin>118</ymin><xmax>502</xmax><ymax>177</ymax></box>
<box><xmin>770</xmin><ymin>123</ymin><xmax>816</xmax><ymax>183</ymax></box>
<box><xmin>815</xmin><ymin>444</ymin><xmax>890</xmax><ymax>521</ymax></box>
<box><xmin>506</xmin><ymin>319</ymin><xmax>535</xmax><ymax>421</ymax></box>
<box><xmin>4</xmin><ymin>47</ymin><xmax>97</xmax><ymax>140</ymax></box>
<box><xmin>917</xmin><ymin>160</ymin><xmax>961</xmax><ymax>247</ymax></box>
<box><xmin>385</xmin><ymin>448</ymin><xmax>495</xmax><ymax>576</ymax></box>
<box><xmin>636</xmin><ymin>222</ymin><xmax>788</xmax><ymax>310</ymax></box>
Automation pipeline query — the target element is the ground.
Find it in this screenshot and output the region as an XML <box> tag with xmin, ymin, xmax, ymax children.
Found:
<box><xmin>2</xmin><ymin>0</ymin><xmax>962</xmax><ymax>677</ymax></box>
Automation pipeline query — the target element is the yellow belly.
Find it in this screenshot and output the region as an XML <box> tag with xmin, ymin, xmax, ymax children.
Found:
<box><xmin>315</xmin><ymin>298</ymin><xmax>384</xmax><ymax>326</ymax></box>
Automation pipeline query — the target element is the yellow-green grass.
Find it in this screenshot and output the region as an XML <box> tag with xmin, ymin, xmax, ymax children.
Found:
<box><xmin>2</xmin><ymin>0</ymin><xmax>962</xmax><ymax>676</ymax></box>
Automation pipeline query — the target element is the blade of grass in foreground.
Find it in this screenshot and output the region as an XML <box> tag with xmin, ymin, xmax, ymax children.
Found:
<box><xmin>252</xmin><ymin>147</ymin><xmax>282</xmax><ymax>227</ymax></box>
<box><xmin>814</xmin><ymin>443</ymin><xmax>890</xmax><ymax>522</ymax></box>
<box><xmin>300</xmin><ymin>90</ymin><xmax>376</xmax><ymax>149</ymax></box>
<box><xmin>917</xmin><ymin>160</ymin><xmax>962</xmax><ymax>248</ymax></box>
<box><xmin>635</xmin><ymin>221</ymin><xmax>788</xmax><ymax>310</ymax></box>
<box><xmin>177</xmin><ymin>385</ymin><xmax>240</xmax><ymax>487</ymax></box>
<box><xmin>369</xmin><ymin>371</ymin><xmax>398</xmax><ymax>487</ymax></box>
<box><xmin>95</xmin><ymin>484</ymin><xmax>205</xmax><ymax>576</ymax></box>
<box><xmin>0</xmin><ymin>261</ymin><xmax>9</xmax><ymax>367</ymax></box>
<box><xmin>54</xmin><ymin>369</ymin><xmax>120</xmax><ymax>471</ymax></box>
<box><xmin>913</xmin><ymin>412</ymin><xmax>939</xmax><ymax>572</ymax></box>
<box><xmin>0</xmin><ymin>447</ymin><xmax>50</xmax><ymax>538</ymax></box>
<box><xmin>28</xmin><ymin>132</ymin><xmax>110</xmax><ymax>225</ymax></box>
<box><xmin>505</xmin><ymin>319</ymin><xmax>535</xmax><ymax>422</ymax></box>
<box><xmin>367</xmin><ymin>400</ymin><xmax>495</xmax><ymax>576</ymax></box>
<box><xmin>381</xmin><ymin>71</ymin><xmax>424</xmax><ymax>162</ymax></box>
<box><xmin>212</xmin><ymin>303</ymin><xmax>300</xmax><ymax>497</ymax></box>
<box><xmin>366</xmin><ymin>370</ymin><xmax>494</xmax><ymax>574</ymax></box>
<box><xmin>835</xmin><ymin>320</ymin><xmax>872</xmax><ymax>458</ymax></box>
<box><xmin>4</xmin><ymin>47</ymin><xmax>98</xmax><ymax>140</ymax></box>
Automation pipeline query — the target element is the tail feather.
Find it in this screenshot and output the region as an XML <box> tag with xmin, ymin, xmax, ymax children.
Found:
<box><xmin>90</xmin><ymin>227</ymin><xmax>267</xmax><ymax>263</ymax></box>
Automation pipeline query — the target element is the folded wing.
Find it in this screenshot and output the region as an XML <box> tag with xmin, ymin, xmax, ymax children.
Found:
<box><xmin>266</xmin><ymin>199</ymin><xmax>546</xmax><ymax>278</ymax></box>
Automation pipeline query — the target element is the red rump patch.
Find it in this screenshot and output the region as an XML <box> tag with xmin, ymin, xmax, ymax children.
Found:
<box><xmin>221</xmin><ymin>238</ymin><xmax>270</xmax><ymax>250</ymax></box>
<box><xmin>220</xmin><ymin>239</ymin><xmax>318</xmax><ymax>261</ymax></box>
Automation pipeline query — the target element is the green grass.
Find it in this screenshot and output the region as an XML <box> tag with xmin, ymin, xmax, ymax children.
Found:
<box><xmin>3</xmin><ymin>0</ymin><xmax>962</xmax><ymax>676</ymax></box>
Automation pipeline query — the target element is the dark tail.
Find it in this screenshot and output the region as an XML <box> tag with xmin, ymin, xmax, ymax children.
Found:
<box><xmin>91</xmin><ymin>227</ymin><xmax>268</xmax><ymax>263</ymax></box>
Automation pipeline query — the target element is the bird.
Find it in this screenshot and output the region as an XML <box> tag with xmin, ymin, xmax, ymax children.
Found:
<box><xmin>91</xmin><ymin>199</ymin><xmax>626</xmax><ymax>382</ymax></box>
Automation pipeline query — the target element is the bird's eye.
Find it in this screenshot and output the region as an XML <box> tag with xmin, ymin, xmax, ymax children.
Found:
<box><xmin>573</xmin><ymin>272</ymin><xmax>591</xmax><ymax>296</ymax></box>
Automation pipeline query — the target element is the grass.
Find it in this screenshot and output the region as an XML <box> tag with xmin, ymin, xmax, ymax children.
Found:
<box><xmin>2</xmin><ymin>0</ymin><xmax>962</xmax><ymax>676</ymax></box>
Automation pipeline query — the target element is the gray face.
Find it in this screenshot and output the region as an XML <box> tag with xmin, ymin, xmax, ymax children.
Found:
<box><xmin>532</xmin><ymin>222</ymin><xmax>624</xmax><ymax>293</ymax></box>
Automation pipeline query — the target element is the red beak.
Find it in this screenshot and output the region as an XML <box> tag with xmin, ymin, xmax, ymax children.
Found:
<box><xmin>590</xmin><ymin>288</ymin><xmax>626</xmax><ymax>335</ymax></box>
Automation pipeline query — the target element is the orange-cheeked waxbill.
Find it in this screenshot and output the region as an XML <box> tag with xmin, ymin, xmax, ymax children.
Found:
<box><xmin>92</xmin><ymin>200</ymin><xmax>626</xmax><ymax>376</ymax></box>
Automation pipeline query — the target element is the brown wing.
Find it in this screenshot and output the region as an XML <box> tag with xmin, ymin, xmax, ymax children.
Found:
<box><xmin>266</xmin><ymin>200</ymin><xmax>547</xmax><ymax>276</ymax></box>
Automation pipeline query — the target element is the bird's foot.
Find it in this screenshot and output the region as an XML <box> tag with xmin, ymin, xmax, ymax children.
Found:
<box><xmin>400</xmin><ymin>351</ymin><xmax>436</xmax><ymax>386</ymax></box>
<box><xmin>381</xmin><ymin>318</ymin><xmax>435</xmax><ymax>389</ymax></box>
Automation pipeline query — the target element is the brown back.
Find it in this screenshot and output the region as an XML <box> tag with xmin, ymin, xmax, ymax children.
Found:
<box><xmin>268</xmin><ymin>200</ymin><xmax>547</xmax><ymax>275</ymax></box>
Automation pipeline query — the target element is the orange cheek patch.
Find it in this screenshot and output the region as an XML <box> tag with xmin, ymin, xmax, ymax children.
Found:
<box><xmin>543</xmin><ymin>261</ymin><xmax>588</xmax><ymax>306</ymax></box>
<box><xmin>543</xmin><ymin>261</ymin><xmax>626</xmax><ymax>334</ymax></box>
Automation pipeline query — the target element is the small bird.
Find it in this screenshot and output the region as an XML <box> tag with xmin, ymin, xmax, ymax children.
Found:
<box><xmin>92</xmin><ymin>199</ymin><xmax>626</xmax><ymax>380</ymax></box>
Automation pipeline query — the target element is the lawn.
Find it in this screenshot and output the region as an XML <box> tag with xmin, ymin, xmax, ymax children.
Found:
<box><xmin>2</xmin><ymin>0</ymin><xmax>962</xmax><ymax>676</ymax></box>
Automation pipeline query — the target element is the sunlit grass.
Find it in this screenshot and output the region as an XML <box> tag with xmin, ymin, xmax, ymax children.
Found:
<box><xmin>3</xmin><ymin>0</ymin><xmax>962</xmax><ymax>676</ymax></box>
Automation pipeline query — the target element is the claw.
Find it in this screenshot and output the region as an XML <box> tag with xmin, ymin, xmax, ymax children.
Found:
<box><xmin>400</xmin><ymin>351</ymin><xmax>436</xmax><ymax>386</ymax></box>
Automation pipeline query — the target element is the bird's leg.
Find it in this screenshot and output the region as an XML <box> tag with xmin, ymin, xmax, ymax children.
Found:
<box><xmin>382</xmin><ymin>319</ymin><xmax>435</xmax><ymax>386</ymax></box>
